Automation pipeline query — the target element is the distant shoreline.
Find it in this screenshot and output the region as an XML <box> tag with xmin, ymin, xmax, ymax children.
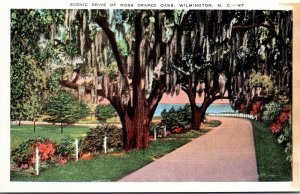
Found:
<box><xmin>154</xmin><ymin>103</ymin><xmax>234</xmax><ymax>116</ymax></box>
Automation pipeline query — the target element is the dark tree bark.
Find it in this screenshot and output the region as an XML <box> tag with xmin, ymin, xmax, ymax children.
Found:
<box><xmin>69</xmin><ymin>11</ymin><xmax>168</xmax><ymax>150</ymax></box>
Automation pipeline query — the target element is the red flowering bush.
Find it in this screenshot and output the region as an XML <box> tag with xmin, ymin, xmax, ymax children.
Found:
<box><xmin>251</xmin><ymin>101</ymin><xmax>262</xmax><ymax>115</ymax></box>
<box><xmin>270</xmin><ymin>110</ymin><xmax>291</xmax><ymax>134</ymax></box>
<box><xmin>11</xmin><ymin>138</ymin><xmax>57</xmax><ymax>171</ymax></box>
<box><xmin>11</xmin><ymin>137</ymin><xmax>79</xmax><ymax>172</ymax></box>
<box><xmin>31</xmin><ymin>142</ymin><xmax>56</xmax><ymax>163</ymax></box>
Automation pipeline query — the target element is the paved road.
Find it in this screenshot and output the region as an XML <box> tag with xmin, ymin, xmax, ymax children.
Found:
<box><xmin>119</xmin><ymin>117</ymin><xmax>258</xmax><ymax>182</ymax></box>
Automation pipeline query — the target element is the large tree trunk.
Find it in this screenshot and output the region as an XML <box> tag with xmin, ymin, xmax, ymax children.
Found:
<box><xmin>189</xmin><ymin>96</ymin><xmax>214</xmax><ymax>130</ymax></box>
<box><xmin>191</xmin><ymin>105</ymin><xmax>201</xmax><ymax>130</ymax></box>
<box><xmin>184</xmin><ymin>86</ymin><xmax>215</xmax><ymax>130</ymax></box>
<box><xmin>199</xmin><ymin>96</ymin><xmax>214</xmax><ymax>123</ymax></box>
<box><xmin>184</xmin><ymin>86</ymin><xmax>203</xmax><ymax>130</ymax></box>
<box><xmin>122</xmin><ymin>111</ymin><xmax>151</xmax><ymax>150</ymax></box>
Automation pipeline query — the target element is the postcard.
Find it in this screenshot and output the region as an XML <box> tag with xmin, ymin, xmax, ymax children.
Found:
<box><xmin>0</xmin><ymin>0</ymin><xmax>299</xmax><ymax>192</ymax></box>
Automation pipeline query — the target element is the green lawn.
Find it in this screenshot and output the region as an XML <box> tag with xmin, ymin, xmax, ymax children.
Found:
<box><xmin>252</xmin><ymin>120</ymin><xmax>292</xmax><ymax>181</ymax></box>
<box><xmin>11</xmin><ymin>138</ymin><xmax>190</xmax><ymax>182</ymax></box>
<box><xmin>11</xmin><ymin>125</ymin><xmax>91</xmax><ymax>149</ymax></box>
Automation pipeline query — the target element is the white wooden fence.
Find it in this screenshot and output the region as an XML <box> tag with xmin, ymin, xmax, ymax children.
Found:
<box><xmin>208</xmin><ymin>113</ymin><xmax>258</xmax><ymax>120</ymax></box>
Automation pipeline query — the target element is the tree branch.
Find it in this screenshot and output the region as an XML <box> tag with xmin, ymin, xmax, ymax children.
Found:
<box><xmin>233</xmin><ymin>23</ymin><xmax>282</xmax><ymax>43</ymax></box>
<box><xmin>148</xmin><ymin>75</ymin><xmax>166</xmax><ymax>112</ymax></box>
<box><xmin>97</xmin><ymin>89</ymin><xmax>124</xmax><ymax>115</ymax></box>
<box><xmin>94</xmin><ymin>15</ymin><xmax>127</xmax><ymax>78</ymax></box>
<box><xmin>213</xmin><ymin>94</ymin><xmax>231</xmax><ymax>101</ymax></box>
<box><xmin>59</xmin><ymin>80</ymin><xmax>78</xmax><ymax>89</ymax></box>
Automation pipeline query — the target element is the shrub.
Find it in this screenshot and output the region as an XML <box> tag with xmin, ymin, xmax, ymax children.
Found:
<box><xmin>262</xmin><ymin>102</ymin><xmax>281</xmax><ymax>123</ymax></box>
<box><xmin>249</xmin><ymin>71</ymin><xmax>274</xmax><ymax>96</ymax></box>
<box><xmin>262</xmin><ymin>101</ymin><xmax>292</xmax><ymax>161</ymax></box>
<box><xmin>56</xmin><ymin>137</ymin><xmax>76</xmax><ymax>159</ymax></box>
<box><xmin>95</xmin><ymin>104</ymin><xmax>116</xmax><ymax>123</ymax></box>
<box><xmin>44</xmin><ymin>91</ymin><xmax>90</xmax><ymax>124</ymax></box>
<box><xmin>277</xmin><ymin>114</ymin><xmax>292</xmax><ymax>162</ymax></box>
<box><xmin>81</xmin><ymin>125</ymin><xmax>123</xmax><ymax>154</ymax></box>
<box><xmin>251</xmin><ymin>101</ymin><xmax>262</xmax><ymax>116</ymax></box>
<box><xmin>269</xmin><ymin>107</ymin><xmax>291</xmax><ymax>135</ymax></box>
<box><xmin>161</xmin><ymin>104</ymin><xmax>191</xmax><ymax>131</ymax></box>
<box><xmin>11</xmin><ymin>138</ymin><xmax>56</xmax><ymax>170</ymax></box>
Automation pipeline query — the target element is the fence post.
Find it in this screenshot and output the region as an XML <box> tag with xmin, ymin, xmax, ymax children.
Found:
<box><xmin>154</xmin><ymin>128</ymin><xmax>157</xmax><ymax>140</ymax></box>
<box><xmin>75</xmin><ymin>139</ymin><xmax>79</xmax><ymax>161</ymax></box>
<box><xmin>103</xmin><ymin>136</ymin><xmax>107</xmax><ymax>153</ymax></box>
<box><xmin>35</xmin><ymin>147</ymin><xmax>39</xmax><ymax>176</ymax></box>
<box><xmin>163</xmin><ymin>126</ymin><xmax>167</xmax><ymax>137</ymax></box>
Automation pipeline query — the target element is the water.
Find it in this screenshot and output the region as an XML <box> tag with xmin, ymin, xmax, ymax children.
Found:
<box><xmin>154</xmin><ymin>103</ymin><xmax>234</xmax><ymax>116</ymax></box>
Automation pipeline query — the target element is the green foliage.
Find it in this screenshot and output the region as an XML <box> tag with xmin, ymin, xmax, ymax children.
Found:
<box><xmin>161</xmin><ymin>104</ymin><xmax>191</xmax><ymax>130</ymax></box>
<box><xmin>47</xmin><ymin>69</ymin><xmax>63</xmax><ymax>92</ymax></box>
<box><xmin>117</xmin><ymin>40</ymin><xmax>128</xmax><ymax>57</ymax></box>
<box><xmin>11</xmin><ymin>139</ymin><xmax>37</xmax><ymax>167</ymax></box>
<box><xmin>44</xmin><ymin>91</ymin><xmax>90</xmax><ymax>124</ymax></box>
<box><xmin>205</xmin><ymin>120</ymin><xmax>222</xmax><ymax>128</ymax></box>
<box><xmin>10</xmin><ymin>10</ymin><xmax>64</xmax><ymax>122</ymax></box>
<box><xmin>11</xmin><ymin>138</ymin><xmax>55</xmax><ymax>168</ymax></box>
<box><xmin>81</xmin><ymin>125</ymin><xmax>123</xmax><ymax>154</ymax></box>
<box><xmin>10</xmin><ymin>9</ymin><xmax>53</xmax><ymax>120</ymax></box>
<box><xmin>262</xmin><ymin>102</ymin><xmax>281</xmax><ymax>123</ymax></box>
<box><xmin>55</xmin><ymin>137</ymin><xmax>76</xmax><ymax>158</ymax></box>
<box><xmin>95</xmin><ymin>104</ymin><xmax>116</xmax><ymax>123</ymax></box>
<box><xmin>277</xmin><ymin>122</ymin><xmax>292</xmax><ymax>162</ymax></box>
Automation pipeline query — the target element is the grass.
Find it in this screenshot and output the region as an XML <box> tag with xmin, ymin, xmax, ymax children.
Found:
<box><xmin>11</xmin><ymin>138</ymin><xmax>190</xmax><ymax>182</ymax></box>
<box><xmin>205</xmin><ymin>120</ymin><xmax>222</xmax><ymax>128</ymax></box>
<box><xmin>252</xmin><ymin>120</ymin><xmax>291</xmax><ymax>181</ymax></box>
<box><xmin>11</xmin><ymin>125</ymin><xmax>90</xmax><ymax>149</ymax></box>
<box><xmin>166</xmin><ymin>119</ymin><xmax>221</xmax><ymax>139</ymax></box>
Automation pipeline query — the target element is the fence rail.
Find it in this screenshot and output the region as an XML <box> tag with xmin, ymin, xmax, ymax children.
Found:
<box><xmin>208</xmin><ymin>113</ymin><xmax>258</xmax><ymax>120</ymax></box>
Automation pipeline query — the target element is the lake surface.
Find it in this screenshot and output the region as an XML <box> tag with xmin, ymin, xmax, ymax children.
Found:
<box><xmin>154</xmin><ymin>103</ymin><xmax>234</xmax><ymax>116</ymax></box>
